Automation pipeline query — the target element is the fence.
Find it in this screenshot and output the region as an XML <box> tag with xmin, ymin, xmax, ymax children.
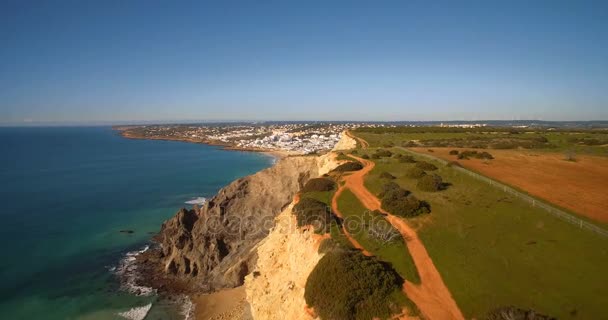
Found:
<box><xmin>397</xmin><ymin>147</ymin><xmax>608</xmax><ymax>238</ymax></box>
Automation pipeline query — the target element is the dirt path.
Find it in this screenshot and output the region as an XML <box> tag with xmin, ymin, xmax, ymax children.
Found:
<box><xmin>331</xmin><ymin>185</ymin><xmax>373</xmax><ymax>256</ymax></box>
<box><xmin>346</xmin><ymin>130</ymin><xmax>369</xmax><ymax>149</ymax></box>
<box><xmin>335</xmin><ymin>151</ymin><xmax>464</xmax><ymax>320</ymax></box>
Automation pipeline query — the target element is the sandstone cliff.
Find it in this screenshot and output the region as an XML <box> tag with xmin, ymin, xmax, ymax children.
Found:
<box><xmin>143</xmin><ymin>153</ymin><xmax>341</xmax><ymax>293</ymax></box>
<box><xmin>244</xmin><ymin>202</ymin><xmax>325</xmax><ymax>320</ymax></box>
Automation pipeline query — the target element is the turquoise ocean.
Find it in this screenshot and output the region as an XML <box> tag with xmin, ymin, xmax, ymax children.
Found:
<box><xmin>0</xmin><ymin>126</ymin><xmax>273</xmax><ymax>319</ymax></box>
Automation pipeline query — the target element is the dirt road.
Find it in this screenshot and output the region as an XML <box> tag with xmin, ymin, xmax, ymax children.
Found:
<box><xmin>331</xmin><ymin>142</ymin><xmax>463</xmax><ymax>319</ymax></box>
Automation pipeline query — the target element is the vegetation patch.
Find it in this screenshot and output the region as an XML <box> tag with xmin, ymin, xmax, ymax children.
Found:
<box><xmin>406</xmin><ymin>167</ymin><xmax>427</xmax><ymax>178</ymax></box>
<box><xmin>416</xmin><ymin>174</ymin><xmax>446</xmax><ymax>192</ymax></box>
<box><xmin>457</xmin><ymin>150</ymin><xmax>494</xmax><ymax>160</ymax></box>
<box><xmin>379</xmin><ymin>171</ymin><xmax>396</xmax><ymax>180</ymax></box>
<box><xmin>332</xmin><ymin>161</ymin><xmax>364</xmax><ymax>172</ymax></box>
<box><xmin>305</xmin><ymin>250</ymin><xmax>405</xmax><ymax>320</ymax></box>
<box><xmin>380</xmin><ymin>183</ymin><xmax>430</xmax><ymax>217</ymax></box>
<box><xmin>415</xmin><ymin>161</ymin><xmax>438</xmax><ymax>171</ymax></box>
<box><xmin>293</xmin><ymin>197</ymin><xmax>333</xmax><ymax>233</ymax></box>
<box><xmin>301</xmin><ymin>177</ymin><xmax>336</xmax><ymax>192</ymax></box>
<box><xmin>398</xmin><ymin>155</ymin><xmax>417</xmax><ymax>163</ymax></box>
<box><xmin>373</xmin><ymin>149</ymin><xmax>393</xmax><ymax>158</ymax></box>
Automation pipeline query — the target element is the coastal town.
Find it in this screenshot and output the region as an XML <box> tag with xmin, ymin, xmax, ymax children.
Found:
<box><xmin>117</xmin><ymin>122</ymin><xmax>372</xmax><ymax>154</ymax></box>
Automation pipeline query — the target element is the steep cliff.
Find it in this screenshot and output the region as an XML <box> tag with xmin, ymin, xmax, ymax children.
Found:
<box><xmin>244</xmin><ymin>202</ymin><xmax>326</xmax><ymax>320</ymax></box>
<box><xmin>142</xmin><ymin>154</ymin><xmax>331</xmax><ymax>292</ymax></box>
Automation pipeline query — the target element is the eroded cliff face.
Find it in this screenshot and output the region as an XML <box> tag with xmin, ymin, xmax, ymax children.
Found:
<box><xmin>244</xmin><ymin>203</ymin><xmax>325</xmax><ymax>320</ymax></box>
<box><xmin>148</xmin><ymin>154</ymin><xmax>334</xmax><ymax>292</ymax></box>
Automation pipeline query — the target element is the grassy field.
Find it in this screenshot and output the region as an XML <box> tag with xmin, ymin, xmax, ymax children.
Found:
<box><xmin>355</xmin><ymin>130</ymin><xmax>608</xmax><ymax>156</ymax></box>
<box><xmin>336</xmin><ymin>188</ymin><xmax>420</xmax><ymax>284</ymax></box>
<box><xmin>358</xmin><ymin>147</ymin><xmax>608</xmax><ymax>319</ymax></box>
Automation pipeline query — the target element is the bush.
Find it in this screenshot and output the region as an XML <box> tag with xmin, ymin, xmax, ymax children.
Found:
<box><xmin>449</xmin><ymin>150</ymin><xmax>459</xmax><ymax>155</ymax></box>
<box><xmin>378</xmin><ymin>182</ymin><xmax>408</xmax><ymax>198</ymax></box>
<box><xmin>301</xmin><ymin>177</ymin><xmax>336</xmax><ymax>192</ymax></box>
<box><xmin>406</xmin><ymin>167</ymin><xmax>426</xmax><ymax>178</ymax></box>
<box><xmin>379</xmin><ymin>171</ymin><xmax>396</xmax><ymax>180</ymax></box>
<box><xmin>427</xmin><ymin>149</ymin><xmax>434</xmax><ymax>152</ymax></box>
<box><xmin>415</xmin><ymin>161</ymin><xmax>438</xmax><ymax>171</ymax></box>
<box><xmin>458</xmin><ymin>150</ymin><xmax>493</xmax><ymax>160</ymax></box>
<box><xmin>293</xmin><ymin>198</ymin><xmax>333</xmax><ymax>233</ymax></box>
<box><xmin>305</xmin><ymin>250</ymin><xmax>403</xmax><ymax>320</ymax></box>
<box><xmin>417</xmin><ymin>174</ymin><xmax>444</xmax><ymax>192</ymax></box>
<box><xmin>446</xmin><ymin>161</ymin><xmax>462</xmax><ymax>168</ymax></box>
<box><xmin>373</xmin><ymin>149</ymin><xmax>393</xmax><ymax>158</ymax></box>
<box><xmin>380</xmin><ymin>183</ymin><xmax>430</xmax><ymax>218</ymax></box>
<box><xmin>361</xmin><ymin>154</ymin><xmax>370</xmax><ymax>159</ymax></box>
<box><xmin>398</xmin><ymin>155</ymin><xmax>416</xmax><ymax>163</ymax></box>
<box><xmin>382</xmin><ymin>192</ymin><xmax>430</xmax><ymax>218</ymax></box>
<box><xmin>333</xmin><ymin>161</ymin><xmax>364</xmax><ymax>172</ymax></box>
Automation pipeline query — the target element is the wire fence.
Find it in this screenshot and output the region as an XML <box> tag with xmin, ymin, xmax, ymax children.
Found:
<box><xmin>398</xmin><ymin>148</ymin><xmax>608</xmax><ymax>238</ymax></box>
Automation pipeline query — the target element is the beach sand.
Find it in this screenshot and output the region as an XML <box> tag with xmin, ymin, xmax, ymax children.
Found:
<box><xmin>192</xmin><ymin>286</ymin><xmax>249</xmax><ymax>320</ymax></box>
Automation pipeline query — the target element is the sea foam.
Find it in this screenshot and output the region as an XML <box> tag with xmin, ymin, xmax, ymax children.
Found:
<box><xmin>117</xmin><ymin>303</ymin><xmax>152</xmax><ymax>320</ymax></box>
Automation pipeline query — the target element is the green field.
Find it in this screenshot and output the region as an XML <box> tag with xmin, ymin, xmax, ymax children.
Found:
<box><xmin>355</xmin><ymin>129</ymin><xmax>608</xmax><ymax>156</ymax></box>
<box><xmin>357</xmin><ymin>146</ymin><xmax>608</xmax><ymax>319</ymax></box>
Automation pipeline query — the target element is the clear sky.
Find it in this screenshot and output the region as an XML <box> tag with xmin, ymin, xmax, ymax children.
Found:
<box><xmin>1</xmin><ymin>0</ymin><xmax>607</xmax><ymax>124</ymax></box>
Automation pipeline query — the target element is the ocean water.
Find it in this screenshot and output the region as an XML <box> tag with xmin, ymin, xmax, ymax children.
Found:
<box><xmin>0</xmin><ymin>127</ymin><xmax>273</xmax><ymax>319</ymax></box>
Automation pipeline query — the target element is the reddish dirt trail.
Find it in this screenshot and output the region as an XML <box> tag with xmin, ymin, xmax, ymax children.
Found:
<box><xmin>346</xmin><ymin>130</ymin><xmax>369</xmax><ymax>149</ymax></box>
<box><xmin>341</xmin><ymin>153</ymin><xmax>464</xmax><ymax>320</ymax></box>
<box><xmin>331</xmin><ymin>185</ymin><xmax>373</xmax><ymax>256</ymax></box>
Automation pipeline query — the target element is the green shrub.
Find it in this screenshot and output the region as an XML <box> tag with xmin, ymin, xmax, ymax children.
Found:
<box><xmin>293</xmin><ymin>198</ymin><xmax>332</xmax><ymax>233</ymax></box>
<box><xmin>382</xmin><ymin>193</ymin><xmax>430</xmax><ymax>218</ymax></box>
<box><xmin>446</xmin><ymin>161</ymin><xmax>462</xmax><ymax>168</ymax></box>
<box><xmin>361</xmin><ymin>154</ymin><xmax>370</xmax><ymax>159</ymax></box>
<box><xmin>301</xmin><ymin>177</ymin><xmax>336</xmax><ymax>192</ymax></box>
<box><xmin>449</xmin><ymin>150</ymin><xmax>459</xmax><ymax>155</ymax></box>
<box><xmin>378</xmin><ymin>182</ymin><xmax>409</xmax><ymax>198</ymax></box>
<box><xmin>333</xmin><ymin>161</ymin><xmax>364</xmax><ymax>172</ymax></box>
<box><xmin>379</xmin><ymin>171</ymin><xmax>396</xmax><ymax>180</ymax></box>
<box><xmin>398</xmin><ymin>155</ymin><xmax>416</xmax><ymax>163</ymax></box>
<box><xmin>380</xmin><ymin>183</ymin><xmax>430</xmax><ymax>218</ymax></box>
<box><xmin>417</xmin><ymin>174</ymin><xmax>444</xmax><ymax>192</ymax></box>
<box><xmin>406</xmin><ymin>167</ymin><xmax>426</xmax><ymax>178</ymax></box>
<box><xmin>305</xmin><ymin>250</ymin><xmax>403</xmax><ymax>320</ymax></box>
<box><xmin>458</xmin><ymin>150</ymin><xmax>493</xmax><ymax>160</ymax></box>
<box><xmin>374</xmin><ymin>149</ymin><xmax>393</xmax><ymax>158</ymax></box>
<box><xmin>415</xmin><ymin>161</ymin><xmax>438</xmax><ymax>171</ymax></box>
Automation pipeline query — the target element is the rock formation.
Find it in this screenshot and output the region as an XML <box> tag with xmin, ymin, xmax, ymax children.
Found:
<box><xmin>244</xmin><ymin>202</ymin><xmax>326</xmax><ymax>320</ymax></box>
<box><xmin>141</xmin><ymin>151</ymin><xmax>343</xmax><ymax>293</ymax></box>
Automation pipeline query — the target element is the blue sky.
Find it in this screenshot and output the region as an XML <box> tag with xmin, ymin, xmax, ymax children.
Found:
<box><xmin>1</xmin><ymin>0</ymin><xmax>607</xmax><ymax>123</ymax></box>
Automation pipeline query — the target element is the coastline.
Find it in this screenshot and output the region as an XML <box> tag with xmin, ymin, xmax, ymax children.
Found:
<box><xmin>117</xmin><ymin>130</ymin><xmax>293</xmax><ymax>161</ymax></box>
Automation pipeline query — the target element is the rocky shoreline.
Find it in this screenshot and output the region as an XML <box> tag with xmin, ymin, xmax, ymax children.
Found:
<box><xmin>116</xmin><ymin>132</ymin><xmax>354</xmax><ymax>319</ymax></box>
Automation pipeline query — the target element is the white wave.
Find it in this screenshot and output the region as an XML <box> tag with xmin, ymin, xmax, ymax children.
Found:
<box><xmin>113</xmin><ymin>245</ymin><xmax>156</xmax><ymax>296</ymax></box>
<box><xmin>117</xmin><ymin>303</ymin><xmax>152</xmax><ymax>320</ymax></box>
<box><xmin>180</xmin><ymin>296</ymin><xmax>194</xmax><ymax>320</ymax></box>
<box><xmin>185</xmin><ymin>197</ymin><xmax>206</xmax><ymax>205</ymax></box>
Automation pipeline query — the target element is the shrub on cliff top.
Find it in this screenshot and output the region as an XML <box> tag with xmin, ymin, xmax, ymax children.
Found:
<box><xmin>305</xmin><ymin>250</ymin><xmax>404</xmax><ymax>320</ymax></box>
<box><xmin>380</xmin><ymin>183</ymin><xmax>430</xmax><ymax>218</ymax></box>
<box><xmin>379</xmin><ymin>171</ymin><xmax>396</xmax><ymax>180</ymax></box>
<box><xmin>301</xmin><ymin>177</ymin><xmax>336</xmax><ymax>192</ymax></box>
<box><xmin>417</xmin><ymin>174</ymin><xmax>445</xmax><ymax>192</ymax></box>
<box><xmin>398</xmin><ymin>155</ymin><xmax>416</xmax><ymax>163</ymax></box>
<box><xmin>373</xmin><ymin>149</ymin><xmax>393</xmax><ymax>158</ymax></box>
<box><xmin>293</xmin><ymin>197</ymin><xmax>332</xmax><ymax>233</ymax></box>
<box><xmin>406</xmin><ymin>167</ymin><xmax>426</xmax><ymax>179</ymax></box>
<box><xmin>415</xmin><ymin>161</ymin><xmax>438</xmax><ymax>171</ymax></box>
<box><xmin>332</xmin><ymin>161</ymin><xmax>364</xmax><ymax>172</ymax></box>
